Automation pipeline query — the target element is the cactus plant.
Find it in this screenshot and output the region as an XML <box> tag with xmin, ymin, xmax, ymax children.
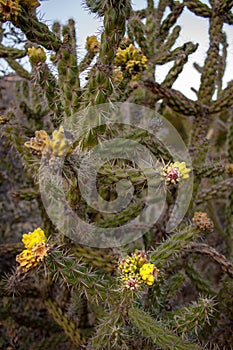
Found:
<box><xmin>0</xmin><ymin>0</ymin><xmax>233</xmax><ymax>349</ymax></box>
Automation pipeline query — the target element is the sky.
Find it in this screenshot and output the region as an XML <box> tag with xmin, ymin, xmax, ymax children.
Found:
<box><xmin>2</xmin><ymin>0</ymin><xmax>233</xmax><ymax>100</ymax></box>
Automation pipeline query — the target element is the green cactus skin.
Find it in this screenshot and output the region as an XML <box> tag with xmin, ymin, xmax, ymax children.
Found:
<box><xmin>57</xmin><ymin>29</ymin><xmax>81</xmax><ymax>119</ymax></box>
<box><xmin>16</xmin><ymin>9</ymin><xmax>61</xmax><ymax>51</ymax></box>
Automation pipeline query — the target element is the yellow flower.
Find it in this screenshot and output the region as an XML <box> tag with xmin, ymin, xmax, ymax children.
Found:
<box><xmin>22</xmin><ymin>227</ymin><xmax>47</xmax><ymax>250</ymax></box>
<box><xmin>48</xmin><ymin>126</ymin><xmax>73</xmax><ymax>157</ymax></box>
<box><xmin>173</xmin><ymin>162</ymin><xmax>191</xmax><ymax>179</ymax></box>
<box><xmin>24</xmin><ymin>129</ymin><xmax>49</xmax><ymax>155</ymax></box>
<box><xmin>112</xmin><ymin>67</ymin><xmax>123</xmax><ymax>83</ymax></box>
<box><xmin>162</xmin><ymin>161</ymin><xmax>191</xmax><ymax>185</ymax></box>
<box><xmin>114</xmin><ymin>44</ymin><xmax>148</xmax><ymax>79</ymax></box>
<box><xmin>16</xmin><ymin>228</ymin><xmax>49</xmax><ymax>271</ymax></box>
<box><xmin>24</xmin><ymin>127</ymin><xmax>72</xmax><ymax>157</ymax></box>
<box><xmin>118</xmin><ymin>251</ymin><xmax>158</xmax><ymax>290</ymax></box>
<box><xmin>85</xmin><ymin>35</ymin><xmax>100</xmax><ymax>53</ymax></box>
<box><xmin>27</xmin><ymin>47</ymin><xmax>46</xmax><ymax>65</ymax></box>
<box><xmin>0</xmin><ymin>0</ymin><xmax>22</xmax><ymax>20</ymax></box>
<box><xmin>139</xmin><ymin>263</ymin><xmax>158</xmax><ymax>286</ymax></box>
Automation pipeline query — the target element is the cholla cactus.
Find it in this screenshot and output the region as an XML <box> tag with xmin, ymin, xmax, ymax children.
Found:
<box><xmin>0</xmin><ymin>0</ymin><xmax>233</xmax><ymax>349</ymax></box>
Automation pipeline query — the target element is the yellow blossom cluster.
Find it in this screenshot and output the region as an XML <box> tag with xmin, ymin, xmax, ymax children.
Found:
<box><xmin>24</xmin><ymin>126</ymin><xmax>73</xmax><ymax>157</ymax></box>
<box><xmin>27</xmin><ymin>47</ymin><xmax>46</xmax><ymax>65</ymax></box>
<box><xmin>114</xmin><ymin>44</ymin><xmax>148</xmax><ymax>80</ymax></box>
<box><xmin>0</xmin><ymin>0</ymin><xmax>21</xmax><ymax>21</ymax></box>
<box><xmin>85</xmin><ymin>35</ymin><xmax>100</xmax><ymax>53</ymax></box>
<box><xmin>112</xmin><ymin>67</ymin><xmax>123</xmax><ymax>83</ymax></box>
<box><xmin>162</xmin><ymin>161</ymin><xmax>191</xmax><ymax>185</ymax></box>
<box><xmin>16</xmin><ymin>228</ymin><xmax>49</xmax><ymax>271</ymax></box>
<box><xmin>24</xmin><ymin>130</ymin><xmax>48</xmax><ymax>156</ymax></box>
<box><xmin>118</xmin><ymin>250</ymin><xmax>159</xmax><ymax>290</ymax></box>
<box><xmin>0</xmin><ymin>0</ymin><xmax>40</xmax><ymax>21</ymax></box>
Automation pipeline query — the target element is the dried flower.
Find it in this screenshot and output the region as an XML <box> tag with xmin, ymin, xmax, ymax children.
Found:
<box><xmin>21</xmin><ymin>0</ymin><xmax>40</xmax><ymax>9</ymax></box>
<box><xmin>226</xmin><ymin>163</ymin><xmax>233</xmax><ymax>176</ymax></box>
<box><xmin>193</xmin><ymin>212</ymin><xmax>214</xmax><ymax>232</ymax></box>
<box><xmin>16</xmin><ymin>249</ymin><xmax>37</xmax><ymax>271</ymax></box>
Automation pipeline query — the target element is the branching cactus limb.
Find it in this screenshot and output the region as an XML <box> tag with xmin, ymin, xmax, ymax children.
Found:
<box><xmin>184</xmin><ymin>0</ymin><xmax>211</xmax><ymax>18</ymax></box>
<box><xmin>167</xmin><ymin>297</ymin><xmax>216</xmax><ymax>338</ymax></box>
<box><xmin>150</xmin><ymin>227</ymin><xmax>201</xmax><ymax>269</ymax></box>
<box><xmin>191</xmin><ymin>1</ymin><xmax>224</xmax><ymax>146</ymax></box>
<box><xmin>195</xmin><ymin>178</ymin><xmax>233</xmax><ymax>205</ymax></box>
<box><xmin>0</xmin><ymin>44</ymin><xmax>26</xmax><ymax>59</ymax></box>
<box><xmin>129</xmin><ymin>306</ymin><xmax>201</xmax><ymax>350</ymax></box>
<box><xmin>225</xmin><ymin>111</ymin><xmax>233</xmax><ymax>257</ymax></box>
<box><xmin>143</xmin><ymin>80</ymin><xmax>198</xmax><ymax>115</ymax></box>
<box><xmin>57</xmin><ymin>24</ymin><xmax>81</xmax><ymax>118</ymax></box>
<box><xmin>14</xmin><ymin>9</ymin><xmax>61</xmax><ymax>51</ymax></box>
<box><xmin>183</xmin><ymin>243</ymin><xmax>233</xmax><ymax>278</ymax></box>
<box><xmin>158</xmin><ymin>2</ymin><xmax>184</xmax><ymax>45</ymax></box>
<box><xmin>5</xmin><ymin>57</ymin><xmax>31</xmax><ymax>79</ymax></box>
<box><xmin>162</xmin><ymin>43</ymin><xmax>199</xmax><ymax>88</ymax></box>
<box><xmin>45</xmin><ymin>299</ymin><xmax>88</xmax><ymax>346</ymax></box>
<box><xmin>83</xmin><ymin>0</ymin><xmax>131</xmax><ymax>107</ymax></box>
<box><xmin>184</xmin><ymin>261</ymin><xmax>216</xmax><ymax>296</ymax></box>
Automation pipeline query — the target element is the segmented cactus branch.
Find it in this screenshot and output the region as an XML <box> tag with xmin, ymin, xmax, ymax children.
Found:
<box><xmin>183</xmin><ymin>243</ymin><xmax>233</xmax><ymax>278</ymax></box>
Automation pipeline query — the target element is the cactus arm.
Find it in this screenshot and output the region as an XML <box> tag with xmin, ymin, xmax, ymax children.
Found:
<box><xmin>79</xmin><ymin>51</ymin><xmax>96</xmax><ymax>72</ymax></box>
<box><xmin>155</xmin><ymin>42</ymin><xmax>198</xmax><ymax>65</ymax></box>
<box><xmin>0</xmin><ymin>44</ymin><xmax>26</xmax><ymax>59</ymax></box>
<box><xmin>83</xmin><ymin>0</ymin><xmax>131</xmax><ymax>107</ymax></box>
<box><xmin>225</xmin><ymin>112</ymin><xmax>233</xmax><ymax>257</ymax></box>
<box><xmin>197</xmin><ymin>3</ymin><xmax>224</xmax><ymax>105</ymax></box>
<box><xmin>158</xmin><ymin>2</ymin><xmax>184</xmax><ymax>45</ymax></box>
<box><xmin>15</xmin><ymin>10</ymin><xmax>61</xmax><ymax>51</ymax></box>
<box><xmin>162</xmin><ymin>43</ymin><xmax>199</xmax><ymax>88</ymax></box>
<box><xmin>129</xmin><ymin>306</ymin><xmax>201</xmax><ymax>349</ymax></box>
<box><xmin>143</xmin><ymin>80</ymin><xmax>198</xmax><ymax>116</ymax></box>
<box><xmin>183</xmin><ymin>243</ymin><xmax>233</xmax><ymax>278</ymax></box>
<box><xmin>210</xmin><ymin>81</ymin><xmax>233</xmax><ymax>114</ymax></box>
<box><xmin>57</xmin><ymin>31</ymin><xmax>81</xmax><ymax>118</ymax></box>
<box><xmin>4</xmin><ymin>58</ymin><xmax>31</xmax><ymax>79</ymax></box>
<box><xmin>184</xmin><ymin>0</ymin><xmax>211</xmax><ymax>18</ymax></box>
